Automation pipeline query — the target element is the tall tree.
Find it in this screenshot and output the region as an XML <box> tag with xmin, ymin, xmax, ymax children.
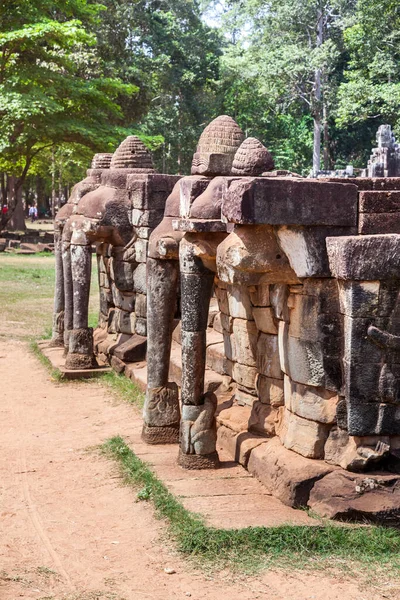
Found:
<box><xmin>0</xmin><ymin>0</ymin><xmax>136</xmax><ymax>230</ymax></box>
<box><xmin>337</xmin><ymin>0</ymin><xmax>400</xmax><ymax>136</ymax></box>
<box><xmin>211</xmin><ymin>0</ymin><xmax>354</xmax><ymax>174</ymax></box>
<box><xmin>96</xmin><ymin>0</ymin><xmax>222</xmax><ymax>174</ymax></box>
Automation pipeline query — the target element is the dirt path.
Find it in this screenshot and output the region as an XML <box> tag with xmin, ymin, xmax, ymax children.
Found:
<box><xmin>0</xmin><ymin>340</ymin><xmax>394</xmax><ymax>600</ymax></box>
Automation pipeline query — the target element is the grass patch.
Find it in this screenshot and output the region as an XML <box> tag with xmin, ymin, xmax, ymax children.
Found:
<box><xmin>29</xmin><ymin>340</ymin><xmax>65</xmax><ymax>382</ymax></box>
<box><xmin>102</xmin><ymin>436</ymin><xmax>400</xmax><ymax>575</ymax></box>
<box><xmin>101</xmin><ymin>372</ymin><xmax>144</xmax><ymax>408</ymax></box>
<box><xmin>0</xmin><ymin>253</ymin><xmax>99</xmax><ymax>340</ymax></box>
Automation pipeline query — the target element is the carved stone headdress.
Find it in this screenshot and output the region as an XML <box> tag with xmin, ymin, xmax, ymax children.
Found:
<box><xmin>91</xmin><ymin>153</ymin><xmax>113</xmax><ymax>169</ymax></box>
<box><xmin>231</xmin><ymin>137</ymin><xmax>274</xmax><ymax>176</ymax></box>
<box><xmin>191</xmin><ymin>115</ymin><xmax>244</xmax><ymax>176</ymax></box>
<box><xmin>110</xmin><ymin>136</ymin><xmax>155</xmax><ymax>172</ymax></box>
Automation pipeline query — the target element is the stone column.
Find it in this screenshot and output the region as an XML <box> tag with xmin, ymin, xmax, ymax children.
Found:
<box><xmin>142</xmin><ymin>256</ymin><xmax>181</xmax><ymax>443</ymax></box>
<box><xmin>50</xmin><ymin>230</ymin><xmax>65</xmax><ymax>346</ymax></box>
<box><xmin>178</xmin><ymin>236</ymin><xmax>219</xmax><ymax>469</ymax></box>
<box><xmin>62</xmin><ymin>240</ymin><xmax>73</xmax><ymax>355</ymax></box>
<box><xmin>65</xmin><ymin>238</ymin><xmax>97</xmax><ymax>370</ymax></box>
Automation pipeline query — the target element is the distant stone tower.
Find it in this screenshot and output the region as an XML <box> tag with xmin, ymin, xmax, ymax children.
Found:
<box><xmin>191</xmin><ymin>115</ymin><xmax>244</xmax><ymax>176</ymax></box>
<box><xmin>366</xmin><ymin>124</ymin><xmax>400</xmax><ymax>177</ymax></box>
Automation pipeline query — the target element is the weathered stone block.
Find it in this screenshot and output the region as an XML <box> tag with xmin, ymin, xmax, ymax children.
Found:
<box><xmin>256</xmin><ymin>374</ymin><xmax>284</xmax><ymax>406</ymax></box>
<box><xmin>359</xmin><ymin>190</ymin><xmax>400</xmax><ymax>213</ymax></box>
<box><xmin>235</xmin><ymin>386</ymin><xmax>257</xmax><ymax>406</ymax></box>
<box><xmin>222</xmin><ymin>177</ymin><xmax>357</xmax><ymax>226</ymax></box>
<box><xmin>285</xmin><ymin>334</ymin><xmax>341</xmax><ymax>392</ymax></box>
<box><xmin>133</xmin><ymin>263</ymin><xmax>147</xmax><ymax>295</ymax></box>
<box><xmin>132</xmin><ymin>209</ymin><xmax>164</xmax><ymax>228</ymax></box>
<box><xmin>115</xmin><ymin>308</ymin><xmax>136</xmax><ymax>335</ymax></box>
<box><xmin>302</xmin><ymin>278</ymin><xmax>340</xmax><ymax>313</ymax></box>
<box><xmin>134</xmin><ymin>238</ymin><xmax>148</xmax><ymax>263</ymax></box>
<box><xmin>217</xmin><ymin>404</ymin><xmax>252</xmax><ymax>432</ymax></box>
<box><xmin>348</xmin><ymin>401</ymin><xmax>400</xmax><ymax>436</ymax></box>
<box><xmin>113</xmin><ymin>334</ymin><xmax>147</xmax><ymax>362</ymax></box>
<box><xmin>135</xmin><ymin>316</ymin><xmax>147</xmax><ymax>337</ymax></box>
<box><xmin>248</xmin><ymin>401</ymin><xmax>277</xmax><ymax>435</ymax></box>
<box><xmin>215</xmin><ymin>284</ymin><xmax>229</xmax><ymax>315</ymax></box>
<box><xmin>227</xmin><ymin>285</ymin><xmax>254</xmax><ymax>319</ymax></box>
<box><xmin>134</xmin><ymin>293</ymin><xmax>147</xmax><ymax>318</ymax></box>
<box><xmin>276</xmin><ymin>407</ymin><xmax>331</xmax><ymax>459</ymax></box>
<box><xmin>252</xmin><ymin>307</ymin><xmax>278</xmax><ymax>334</ymax></box>
<box><xmin>111</xmin><ymin>259</ymin><xmax>134</xmax><ymax>292</ymax></box>
<box><xmin>343</xmin><ymin>315</ymin><xmax>383</xmax><ymax>365</ymax></box>
<box><xmin>359</xmin><ymin>212</ymin><xmax>400</xmax><ymax>235</ymax></box>
<box><xmin>256</xmin><ymin>333</ymin><xmax>282</xmax><ymax>379</ymax></box>
<box><xmin>327</xmin><ymin>234</ymin><xmax>400</xmax><ymax>280</ymax></box>
<box><xmin>206</xmin><ymin>342</ymin><xmax>233</xmax><ymax>376</ymax></box>
<box><xmin>284</xmin><ymin>376</ymin><xmax>338</xmax><ymax>424</ymax></box>
<box><xmin>217</xmin><ymin>425</ymin><xmax>267</xmax><ymax>467</ymax></box>
<box><xmin>136</xmin><ymin>227</ymin><xmax>152</xmax><ymax>239</ymax></box>
<box><xmin>338</xmin><ymin>280</ymin><xmax>380</xmax><ymax>317</ymax></box>
<box><xmin>231</xmin><ymin>318</ymin><xmax>258</xmax><ymax>366</ymax></box>
<box><xmin>111</xmin><ymin>355</ymin><xmax>126</xmax><ymax>374</ymax></box>
<box><xmin>222</xmin><ymin>331</ymin><xmax>234</xmax><ymax>361</ymax></box>
<box><xmin>249</xmin><ymin>283</ymin><xmax>270</xmax><ymax>307</ymax></box>
<box><xmin>270</xmin><ymin>283</ymin><xmax>289</xmax><ymax>321</ymax></box>
<box><xmin>232</xmin><ymin>362</ymin><xmax>257</xmax><ymax>389</ymax></box>
<box><xmin>247</xmin><ymin>437</ymin><xmax>334</xmax><ymax>507</ymax></box>
<box><xmin>277</xmin><ymin>225</ymin><xmax>356</xmax><ymax>278</ymax></box>
<box><xmin>212</xmin><ymin>312</ymin><xmax>223</xmax><ymax>333</ymax></box>
<box><xmin>179</xmin><ymin>176</ymin><xmax>210</xmax><ymax>218</ymax></box>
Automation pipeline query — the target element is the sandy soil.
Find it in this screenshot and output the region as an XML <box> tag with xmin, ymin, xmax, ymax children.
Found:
<box><xmin>0</xmin><ymin>340</ymin><xmax>397</xmax><ymax>600</ymax></box>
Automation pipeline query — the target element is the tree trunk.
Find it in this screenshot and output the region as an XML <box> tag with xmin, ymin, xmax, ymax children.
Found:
<box><xmin>323</xmin><ymin>102</ymin><xmax>330</xmax><ymax>171</ymax></box>
<box><xmin>312</xmin><ymin>8</ymin><xmax>323</xmax><ymax>176</ymax></box>
<box><xmin>36</xmin><ymin>176</ymin><xmax>46</xmax><ymax>215</ymax></box>
<box><xmin>0</xmin><ymin>173</ymin><xmax>5</xmax><ymax>205</ymax></box>
<box><xmin>51</xmin><ymin>147</ymin><xmax>56</xmax><ymax>219</ymax></box>
<box><xmin>6</xmin><ymin>176</ymin><xmax>26</xmax><ymax>231</ymax></box>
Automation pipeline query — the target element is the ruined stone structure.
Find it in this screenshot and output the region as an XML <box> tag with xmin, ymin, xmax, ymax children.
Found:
<box><xmin>366</xmin><ymin>124</ymin><xmax>400</xmax><ymax>178</ymax></box>
<box><xmin>51</xmin><ymin>118</ymin><xmax>400</xmax><ymax>521</ymax></box>
<box><xmin>52</xmin><ymin>136</ymin><xmax>178</xmax><ymax>369</ymax></box>
<box><xmin>50</xmin><ymin>153</ymin><xmax>113</xmax><ymax>347</ymax></box>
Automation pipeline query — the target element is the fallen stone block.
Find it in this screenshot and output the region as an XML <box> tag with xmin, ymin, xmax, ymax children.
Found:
<box><xmin>308</xmin><ymin>470</ymin><xmax>400</xmax><ymax>524</ymax></box>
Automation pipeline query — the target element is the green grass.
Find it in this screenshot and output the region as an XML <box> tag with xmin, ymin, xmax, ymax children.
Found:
<box><xmin>29</xmin><ymin>340</ymin><xmax>65</xmax><ymax>382</ymax></box>
<box><xmin>0</xmin><ymin>253</ymin><xmax>99</xmax><ymax>340</ymax></box>
<box><xmin>101</xmin><ymin>372</ymin><xmax>145</xmax><ymax>408</ymax></box>
<box><xmin>102</xmin><ymin>436</ymin><xmax>400</xmax><ymax>576</ymax></box>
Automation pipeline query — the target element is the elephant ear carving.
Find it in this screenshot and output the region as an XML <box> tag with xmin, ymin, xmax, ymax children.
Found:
<box><xmin>110</xmin><ymin>136</ymin><xmax>155</xmax><ymax>172</ymax></box>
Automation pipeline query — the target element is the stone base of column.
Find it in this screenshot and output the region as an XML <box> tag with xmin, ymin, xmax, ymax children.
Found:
<box><xmin>65</xmin><ymin>327</ymin><xmax>97</xmax><ymax>370</ymax></box>
<box><xmin>142</xmin><ymin>424</ymin><xmax>179</xmax><ymax>445</ymax></box>
<box><xmin>48</xmin><ymin>332</ymin><xmax>64</xmax><ymax>348</ymax></box>
<box><xmin>49</xmin><ymin>311</ymin><xmax>65</xmax><ymax>347</ymax></box>
<box><xmin>177</xmin><ymin>449</ymin><xmax>220</xmax><ymax>470</ymax></box>
<box><xmin>65</xmin><ymin>352</ymin><xmax>98</xmax><ymax>370</ymax></box>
